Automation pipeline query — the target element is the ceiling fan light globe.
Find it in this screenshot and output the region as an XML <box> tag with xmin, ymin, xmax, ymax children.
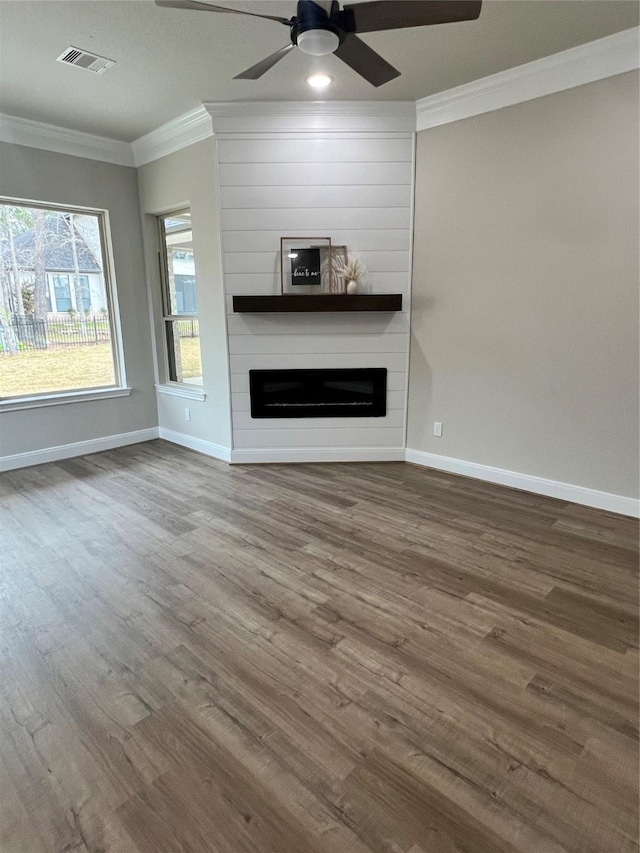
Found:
<box><xmin>297</xmin><ymin>28</ymin><xmax>340</xmax><ymax>56</ymax></box>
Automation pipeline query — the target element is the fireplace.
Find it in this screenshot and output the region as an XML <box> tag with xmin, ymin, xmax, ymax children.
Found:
<box><xmin>249</xmin><ymin>368</ymin><xmax>387</xmax><ymax>418</ymax></box>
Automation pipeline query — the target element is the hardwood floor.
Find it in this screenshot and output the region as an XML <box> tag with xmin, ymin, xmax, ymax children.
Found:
<box><xmin>0</xmin><ymin>439</ymin><xmax>637</xmax><ymax>853</ymax></box>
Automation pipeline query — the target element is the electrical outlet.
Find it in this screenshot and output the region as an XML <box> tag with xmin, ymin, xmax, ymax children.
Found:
<box><xmin>184</xmin><ymin>407</ymin><xmax>191</xmax><ymax>422</ymax></box>
<box><xmin>433</xmin><ymin>421</ymin><xmax>443</xmax><ymax>437</ymax></box>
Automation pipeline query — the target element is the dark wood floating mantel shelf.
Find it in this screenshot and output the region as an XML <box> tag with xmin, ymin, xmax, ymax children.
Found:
<box><xmin>233</xmin><ymin>294</ymin><xmax>402</xmax><ymax>313</ymax></box>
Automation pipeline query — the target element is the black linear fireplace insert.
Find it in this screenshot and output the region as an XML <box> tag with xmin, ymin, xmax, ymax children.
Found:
<box><xmin>249</xmin><ymin>368</ymin><xmax>387</xmax><ymax>418</ymax></box>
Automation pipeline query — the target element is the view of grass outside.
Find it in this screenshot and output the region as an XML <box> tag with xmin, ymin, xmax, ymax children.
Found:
<box><xmin>0</xmin><ymin>338</ymin><xmax>202</xmax><ymax>397</ymax></box>
<box><xmin>176</xmin><ymin>333</ymin><xmax>203</xmax><ymax>383</ymax></box>
<box><xmin>1</xmin><ymin>343</ymin><xmax>115</xmax><ymax>396</ymax></box>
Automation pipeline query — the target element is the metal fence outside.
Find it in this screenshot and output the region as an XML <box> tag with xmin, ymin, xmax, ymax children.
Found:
<box><xmin>175</xmin><ymin>319</ymin><xmax>200</xmax><ymax>340</ymax></box>
<box><xmin>0</xmin><ymin>316</ymin><xmax>200</xmax><ymax>352</ymax></box>
<box><xmin>1</xmin><ymin>316</ymin><xmax>111</xmax><ymax>351</ymax></box>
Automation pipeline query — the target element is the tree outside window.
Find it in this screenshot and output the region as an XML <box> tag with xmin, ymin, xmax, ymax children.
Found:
<box><xmin>0</xmin><ymin>199</ymin><xmax>123</xmax><ymax>400</ymax></box>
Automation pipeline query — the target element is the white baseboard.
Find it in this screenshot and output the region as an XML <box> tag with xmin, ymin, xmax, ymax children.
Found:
<box><xmin>4</xmin><ymin>429</ymin><xmax>635</xmax><ymax>518</ymax></box>
<box><xmin>0</xmin><ymin>427</ymin><xmax>160</xmax><ymax>472</ymax></box>
<box><xmin>158</xmin><ymin>427</ymin><xmax>232</xmax><ymax>463</ymax></box>
<box><xmin>405</xmin><ymin>448</ymin><xmax>640</xmax><ymax>518</ymax></box>
<box><xmin>230</xmin><ymin>447</ymin><xmax>406</xmax><ymax>464</ymax></box>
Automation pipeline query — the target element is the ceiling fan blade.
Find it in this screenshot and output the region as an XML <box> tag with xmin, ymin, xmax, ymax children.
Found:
<box><xmin>234</xmin><ymin>44</ymin><xmax>295</xmax><ymax>80</ymax></box>
<box><xmin>334</xmin><ymin>34</ymin><xmax>399</xmax><ymax>87</ymax></box>
<box><xmin>344</xmin><ymin>1</ymin><xmax>482</xmax><ymax>33</ymax></box>
<box><xmin>155</xmin><ymin>0</ymin><xmax>293</xmax><ymax>26</ymax></box>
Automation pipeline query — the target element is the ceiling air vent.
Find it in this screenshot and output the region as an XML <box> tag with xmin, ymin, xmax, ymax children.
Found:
<box><xmin>56</xmin><ymin>46</ymin><xmax>115</xmax><ymax>75</ymax></box>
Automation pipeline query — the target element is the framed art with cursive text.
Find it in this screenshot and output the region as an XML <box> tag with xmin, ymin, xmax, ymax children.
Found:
<box><xmin>280</xmin><ymin>237</ymin><xmax>331</xmax><ymax>294</ymax></box>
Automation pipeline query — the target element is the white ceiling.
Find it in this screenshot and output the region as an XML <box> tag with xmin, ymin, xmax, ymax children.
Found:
<box><xmin>0</xmin><ymin>0</ymin><xmax>637</xmax><ymax>142</ymax></box>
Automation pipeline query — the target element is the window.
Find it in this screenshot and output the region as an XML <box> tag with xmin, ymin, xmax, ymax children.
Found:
<box><xmin>0</xmin><ymin>199</ymin><xmax>123</xmax><ymax>401</ymax></box>
<box><xmin>48</xmin><ymin>273</ymin><xmax>91</xmax><ymax>313</ymax></box>
<box><xmin>158</xmin><ymin>209</ymin><xmax>202</xmax><ymax>386</ymax></box>
<box><xmin>78</xmin><ymin>275</ymin><xmax>91</xmax><ymax>311</ymax></box>
<box><xmin>52</xmin><ymin>274</ymin><xmax>72</xmax><ymax>312</ymax></box>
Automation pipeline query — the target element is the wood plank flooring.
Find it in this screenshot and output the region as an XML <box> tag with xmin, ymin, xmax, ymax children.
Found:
<box><xmin>0</xmin><ymin>439</ymin><xmax>637</xmax><ymax>853</ymax></box>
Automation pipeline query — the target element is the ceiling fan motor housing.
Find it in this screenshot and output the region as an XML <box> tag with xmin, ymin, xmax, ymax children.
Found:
<box><xmin>292</xmin><ymin>0</ymin><xmax>354</xmax><ymax>54</ymax></box>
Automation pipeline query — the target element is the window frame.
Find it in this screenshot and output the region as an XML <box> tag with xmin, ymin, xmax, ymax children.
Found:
<box><xmin>156</xmin><ymin>208</ymin><xmax>203</xmax><ymax>390</ymax></box>
<box><xmin>0</xmin><ymin>196</ymin><xmax>128</xmax><ymax>409</ymax></box>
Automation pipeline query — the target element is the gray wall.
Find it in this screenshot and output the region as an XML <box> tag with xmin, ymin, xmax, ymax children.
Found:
<box><xmin>137</xmin><ymin>137</ymin><xmax>231</xmax><ymax>451</ymax></box>
<box><xmin>408</xmin><ymin>71</ymin><xmax>639</xmax><ymax>499</ymax></box>
<box><xmin>0</xmin><ymin>141</ymin><xmax>157</xmax><ymax>457</ymax></box>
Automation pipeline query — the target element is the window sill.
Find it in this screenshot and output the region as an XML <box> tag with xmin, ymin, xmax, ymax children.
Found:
<box><xmin>155</xmin><ymin>384</ymin><xmax>206</xmax><ymax>402</ymax></box>
<box><xmin>0</xmin><ymin>386</ymin><xmax>132</xmax><ymax>413</ymax></box>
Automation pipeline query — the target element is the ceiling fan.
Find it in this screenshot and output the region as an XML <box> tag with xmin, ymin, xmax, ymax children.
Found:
<box><xmin>155</xmin><ymin>0</ymin><xmax>482</xmax><ymax>87</ymax></box>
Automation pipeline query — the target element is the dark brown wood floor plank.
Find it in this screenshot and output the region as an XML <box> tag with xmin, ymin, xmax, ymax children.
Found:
<box><xmin>0</xmin><ymin>440</ymin><xmax>637</xmax><ymax>853</ymax></box>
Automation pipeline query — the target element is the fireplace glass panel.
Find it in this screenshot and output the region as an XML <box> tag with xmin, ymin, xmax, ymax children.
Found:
<box><xmin>249</xmin><ymin>368</ymin><xmax>387</xmax><ymax>418</ymax></box>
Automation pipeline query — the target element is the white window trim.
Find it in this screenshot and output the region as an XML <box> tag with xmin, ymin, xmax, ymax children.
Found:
<box><xmin>0</xmin><ymin>386</ymin><xmax>131</xmax><ymax>412</ymax></box>
<box><xmin>155</xmin><ymin>383</ymin><xmax>206</xmax><ymax>401</ymax></box>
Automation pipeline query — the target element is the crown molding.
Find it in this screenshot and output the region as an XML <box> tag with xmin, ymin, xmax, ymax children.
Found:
<box><xmin>131</xmin><ymin>107</ymin><xmax>213</xmax><ymax>166</ymax></box>
<box><xmin>416</xmin><ymin>26</ymin><xmax>640</xmax><ymax>132</ymax></box>
<box><xmin>204</xmin><ymin>100</ymin><xmax>416</xmax><ymax>116</ymax></box>
<box><xmin>0</xmin><ymin>113</ymin><xmax>135</xmax><ymax>166</ymax></box>
<box><xmin>2</xmin><ymin>28</ymin><xmax>637</xmax><ymax>166</ymax></box>
<box><xmin>204</xmin><ymin>101</ymin><xmax>417</xmax><ymax>134</ymax></box>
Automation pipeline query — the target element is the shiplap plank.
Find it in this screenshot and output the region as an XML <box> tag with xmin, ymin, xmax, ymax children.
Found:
<box><xmin>226</xmin><ymin>312</ymin><xmax>409</xmax><ymax>336</ymax></box>
<box><xmin>222</xmin><ymin>229</ymin><xmax>411</xmax><ymax>254</ymax></box>
<box><xmin>224</xmin><ymin>253</ymin><xmax>280</xmax><ymax>275</ymax></box>
<box><xmin>211</xmin><ymin>113</ymin><xmax>414</xmax><ymax>132</ymax></box>
<box><xmin>221</xmin><ymin>207</ymin><xmax>411</xmax><ymax>232</ymax></box>
<box><xmin>367</xmin><ymin>273</ymin><xmax>410</xmax><ymax>292</ymax></box>
<box><xmin>232</xmin><ymin>409</ymin><xmax>405</xmax><ymax>431</ymax></box>
<box><xmin>224</xmin><ymin>275</ymin><xmax>279</xmax><ymax>295</ymax></box>
<box><xmin>228</xmin><ymin>333</ymin><xmax>408</xmax><ymax>356</ymax></box>
<box><xmin>230</xmin><ymin>352</ymin><xmax>408</xmax><ymax>374</ymax></box>
<box><xmin>218</xmin><ymin>161</ymin><xmax>412</xmax><ymax>187</ymax></box>
<box><xmin>220</xmin><ymin>185</ymin><xmax>410</xmax><ymax>210</ymax></box>
<box><xmin>223</xmin><ymin>251</ymin><xmax>409</xmax><ymax>275</ymax></box>
<box><xmin>216</xmin><ymin>138</ymin><xmax>413</xmax><ymax>164</ymax></box>
<box><xmin>232</xmin><ymin>426</ymin><xmax>404</xmax><ymax>448</ymax></box>
<box><xmin>223</xmin><ymin>273</ymin><xmax>409</xmax><ymax>296</ymax></box>
<box><xmin>352</xmin><ymin>252</ymin><xmax>410</xmax><ymax>273</ymax></box>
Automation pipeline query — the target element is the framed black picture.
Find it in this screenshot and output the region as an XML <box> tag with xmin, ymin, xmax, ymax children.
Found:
<box><xmin>280</xmin><ymin>237</ymin><xmax>331</xmax><ymax>294</ymax></box>
<box><xmin>290</xmin><ymin>248</ymin><xmax>321</xmax><ymax>285</ymax></box>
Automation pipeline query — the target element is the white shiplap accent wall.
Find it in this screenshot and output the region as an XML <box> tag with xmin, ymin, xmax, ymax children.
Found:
<box><xmin>207</xmin><ymin>103</ymin><xmax>415</xmax><ymax>462</ymax></box>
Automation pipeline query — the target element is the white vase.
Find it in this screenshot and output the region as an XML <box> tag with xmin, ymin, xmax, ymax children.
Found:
<box><xmin>346</xmin><ymin>280</ymin><xmax>358</xmax><ymax>294</ymax></box>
